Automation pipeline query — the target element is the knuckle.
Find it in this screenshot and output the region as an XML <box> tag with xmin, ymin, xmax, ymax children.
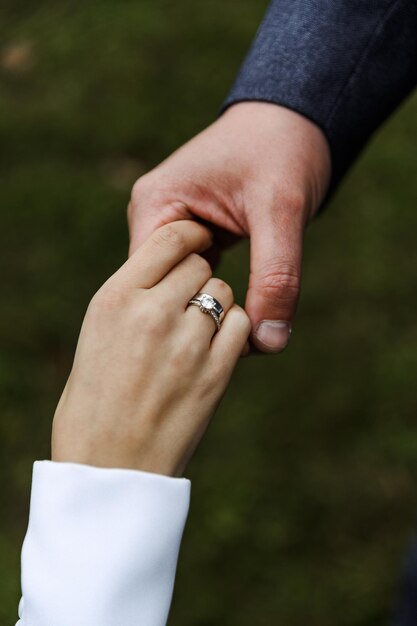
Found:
<box><xmin>210</xmin><ymin>277</ymin><xmax>233</xmax><ymax>301</ymax></box>
<box><xmin>153</xmin><ymin>223</ymin><xmax>187</xmax><ymax>252</ymax></box>
<box><xmin>90</xmin><ymin>282</ymin><xmax>129</xmax><ymax>312</ymax></box>
<box><xmin>131</xmin><ymin>174</ymin><xmax>176</xmax><ymax>214</ymax></box>
<box><xmin>130</xmin><ymin>175</ymin><xmax>152</xmax><ymax>207</ymax></box>
<box><xmin>188</xmin><ymin>253</ymin><xmax>212</xmax><ymax>277</ymax></box>
<box><xmin>254</xmin><ymin>262</ymin><xmax>300</xmax><ymax>301</ymax></box>
<box><xmin>280</xmin><ymin>188</ymin><xmax>306</xmax><ymax>216</ymax></box>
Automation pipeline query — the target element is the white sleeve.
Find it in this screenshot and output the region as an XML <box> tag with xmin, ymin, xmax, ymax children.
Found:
<box><xmin>16</xmin><ymin>460</ymin><xmax>191</xmax><ymax>626</ymax></box>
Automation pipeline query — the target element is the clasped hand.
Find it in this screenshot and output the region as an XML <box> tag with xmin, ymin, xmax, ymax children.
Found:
<box><xmin>52</xmin><ymin>221</ymin><xmax>250</xmax><ymax>477</ymax></box>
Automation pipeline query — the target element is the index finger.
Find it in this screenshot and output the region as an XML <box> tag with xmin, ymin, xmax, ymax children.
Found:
<box><xmin>115</xmin><ymin>220</ymin><xmax>213</xmax><ymax>289</ymax></box>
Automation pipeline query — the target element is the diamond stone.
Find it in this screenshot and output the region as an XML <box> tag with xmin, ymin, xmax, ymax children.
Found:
<box><xmin>200</xmin><ymin>294</ymin><xmax>215</xmax><ymax>310</ymax></box>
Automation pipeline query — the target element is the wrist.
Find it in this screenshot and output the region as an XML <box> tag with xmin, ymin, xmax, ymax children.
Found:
<box><xmin>51</xmin><ymin>418</ymin><xmax>183</xmax><ymax>478</ymax></box>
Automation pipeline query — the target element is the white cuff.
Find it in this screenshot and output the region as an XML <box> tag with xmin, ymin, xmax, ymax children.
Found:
<box><xmin>18</xmin><ymin>460</ymin><xmax>190</xmax><ymax>626</ymax></box>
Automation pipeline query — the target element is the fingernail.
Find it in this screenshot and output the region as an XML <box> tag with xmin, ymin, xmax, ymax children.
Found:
<box><xmin>254</xmin><ymin>320</ymin><xmax>292</xmax><ymax>353</ymax></box>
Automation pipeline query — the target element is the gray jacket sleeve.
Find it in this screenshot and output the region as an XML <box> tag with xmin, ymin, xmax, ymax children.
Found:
<box><xmin>222</xmin><ymin>0</ymin><xmax>417</xmax><ymax>194</ymax></box>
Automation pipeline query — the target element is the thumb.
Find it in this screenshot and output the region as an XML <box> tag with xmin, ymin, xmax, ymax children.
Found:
<box><xmin>245</xmin><ymin>209</ymin><xmax>304</xmax><ymax>354</ymax></box>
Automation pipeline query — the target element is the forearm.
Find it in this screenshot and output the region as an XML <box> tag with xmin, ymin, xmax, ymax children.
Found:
<box><xmin>17</xmin><ymin>461</ymin><xmax>190</xmax><ymax>626</ymax></box>
<box><xmin>223</xmin><ymin>0</ymin><xmax>417</xmax><ymax>194</ymax></box>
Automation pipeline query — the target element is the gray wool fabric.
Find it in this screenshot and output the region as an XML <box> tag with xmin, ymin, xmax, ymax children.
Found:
<box><xmin>224</xmin><ymin>5</ymin><xmax>417</xmax><ymax>622</ymax></box>
<box><xmin>222</xmin><ymin>0</ymin><xmax>417</xmax><ymax>195</ymax></box>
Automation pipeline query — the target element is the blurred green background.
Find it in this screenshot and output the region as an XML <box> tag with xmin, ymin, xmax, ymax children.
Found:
<box><xmin>1</xmin><ymin>1</ymin><xmax>417</xmax><ymax>625</ymax></box>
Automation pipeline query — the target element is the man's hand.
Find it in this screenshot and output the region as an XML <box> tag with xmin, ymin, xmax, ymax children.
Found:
<box><xmin>128</xmin><ymin>102</ymin><xmax>331</xmax><ymax>353</ymax></box>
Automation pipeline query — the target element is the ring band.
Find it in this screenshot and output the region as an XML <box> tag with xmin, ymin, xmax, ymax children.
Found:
<box><xmin>187</xmin><ymin>292</ymin><xmax>224</xmax><ymax>332</ymax></box>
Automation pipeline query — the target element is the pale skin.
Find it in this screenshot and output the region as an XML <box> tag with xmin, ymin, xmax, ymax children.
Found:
<box><xmin>128</xmin><ymin>102</ymin><xmax>331</xmax><ymax>353</ymax></box>
<box><xmin>52</xmin><ymin>221</ymin><xmax>251</xmax><ymax>477</ymax></box>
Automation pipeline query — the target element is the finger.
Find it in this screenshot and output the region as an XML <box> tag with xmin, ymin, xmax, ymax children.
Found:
<box><xmin>113</xmin><ymin>221</ymin><xmax>213</xmax><ymax>290</ymax></box>
<box><xmin>128</xmin><ymin>179</ymin><xmax>193</xmax><ymax>255</ymax></box>
<box><xmin>184</xmin><ymin>277</ymin><xmax>234</xmax><ymax>342</ymax></box>
<box><xmin>245</xmin><ymin>208</ymin><xmax>303</xmax><ymax>354</ymax></box>
<box><xmin>155</xmin><ymin>253</ymin><xmax>212</xmax><ymax>306</ymax></box>
<box><xmin>210</xmin><ymin>304</ymin><xmax>252</xmax><ymax>373</ymax></box>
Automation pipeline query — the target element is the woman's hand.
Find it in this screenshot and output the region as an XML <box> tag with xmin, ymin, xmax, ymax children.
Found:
<box><xmin>51</xmin><ymin>221</ymin><xmax>251</xmax><ymax>477</ymax></box>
